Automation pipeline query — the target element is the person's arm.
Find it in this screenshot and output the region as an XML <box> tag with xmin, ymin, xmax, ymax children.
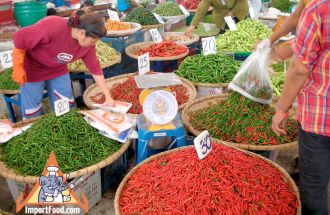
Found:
<box><xmin>92</xmin><ymin>74</ymin><xmax>114</xmax><ymax>106</ymax></box>
<box><xmin>130</xmin><ymin>0</ymin><xmax>140</xmax><ymax>8</ymax></box>
<box><xmin>185</xmin><ymin>0</ymin><xmax>211</xmax><ymax>36</ymax></box>
<box><xmin>269</xmin><ymin>1</ymin><xmax>305</xmax><ymax>44</ymax></box>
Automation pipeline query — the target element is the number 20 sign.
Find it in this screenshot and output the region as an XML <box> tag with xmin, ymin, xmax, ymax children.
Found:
<box><xmin>194</xmin><ymin>130</ymin><xmax>212</xmax><ymax>160</ymax></box>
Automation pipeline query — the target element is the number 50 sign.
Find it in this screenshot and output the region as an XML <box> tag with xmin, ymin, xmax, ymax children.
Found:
<box><xmin>194</xmin><ymin>130</ymin><xmax>212</xmax><ymax>160</ymax></box>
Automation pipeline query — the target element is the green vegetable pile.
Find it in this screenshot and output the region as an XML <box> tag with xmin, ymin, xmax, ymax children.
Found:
<box><xmin>271</xmin><ymin>0</ymin><xmax>293</xmax><ymax>12</ymax></box>
<box><xmin>176</xmin><ymin>53</ymin><xmax>241</xmax><ymax>84</ymax></box>
<box><xmin>216</xmin><ymin>19</ymin><xmax>271</xmax><ymax>52</ymax></box>
<box><xmin>176</xmin><ymin>24</ymin><xmax>220</xmax><ymax>37</ymax></box>
<box><xmin>68</xmin><ymin>41</ymin><xmax>120</xmax><ymax>71</ymax></box>
<box><xmin>0</xmin><ymin>110</ymin><xmax>121</xmax><ymax>176</ymax></box>
<box><xmin>271</xmin><ymin>63</ymin><xmax>285</xmax><ymax>96</ymax></box>
<box><xmin>201</xmin><ymin>14</ymin><xmax>214</xmax><ymax>24</ymax></box>
<box><xmin>126</xmin><ymin>7</ymin><xmax>159</xmax><ymax>26</ymax></box>
<box><xmin>153</xmin><ymin>2</ymin><xmax>183</xmax><ymax>17</ymax></box>
<box><xmin>0</xmin><ymin>68</ymin><xmax>19</xmax><ymax>91</ymax></box>
<box><xmin>189</xmin><ymin>92</ymin><xmax>297</xmax><ymax>145</ymax></box>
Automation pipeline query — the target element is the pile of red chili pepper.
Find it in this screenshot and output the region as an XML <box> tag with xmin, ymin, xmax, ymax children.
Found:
<box><xmin>119</xmin><ymin>144</ymin><xmax>298</xmax><ymax>214</ymax></box>
<box><xmin>89</xmin><ymin>77</ymin><xmax>189</xmax><ymax>114</ymax></box>
<box><xmin>190</xmin><ymin>93</ymin><xmax>297</xmax><ymax>145</ymax></box>
<box><xmin>176</xmin><ymin>0</ymin><xmax>200</xmax><ymax>10</ymax></box>
<box><xmin>137</xmin><ymin>41</ymin><xmax>188</xmax><ymax>57</ymax></box>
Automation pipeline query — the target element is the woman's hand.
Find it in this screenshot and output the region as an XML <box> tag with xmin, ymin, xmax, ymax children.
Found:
<box><xmin>104</xmin><ymin>94</ymin><xmax>115</xmax><ymax>107</ymax></box>
<box><xmin>184</xmin><ymin>25</ymin><xmax>195</xmax><ymax>38</ymax></box>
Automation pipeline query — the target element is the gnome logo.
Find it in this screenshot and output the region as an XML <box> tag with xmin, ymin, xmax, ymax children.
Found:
<box><xmin>15</xmin><ymin>151</ymin><xmax>88</xmax><ymax>213</ymax></box>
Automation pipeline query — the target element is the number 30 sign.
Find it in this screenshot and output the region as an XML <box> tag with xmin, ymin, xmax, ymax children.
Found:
<box><xmin>194</xmin><ymin>130</ymin><xmax>212</xmax><ymax>160</ymax></box>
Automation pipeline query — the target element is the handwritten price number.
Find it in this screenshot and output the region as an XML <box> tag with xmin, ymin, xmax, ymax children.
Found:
<box><xmin>138</xmin><ymin>53</ymin><xmax>150</xmax><ymax>75</ymax></box>
<box><xmin>55</xmin><ymin>98</ymin><xmax>70</xmax><ymax>116</ymax></box>
<box><xmin>107</xmin><ymin>9</ymin><xmax>120</xmax><ymax>21</ymax></box>
<box><xmin>224</xmin><ymin>16</ymin><xmax>237</xmax><ymax>30</ymax></box>
<box><xmin>202</xmin><ymin>37</ymin><xmax>217</xmax><ymax>55</ymax></box>
<box><xmin>194</xmin><ymin>130</ymin><xmax>212</xmax><ymax>160</ymax></box>
<box><xmin>153</xmin><ymin>13</ymin><xmax>165</xmax><ymax>24</ymax></box>
<box><xmin>149</xmin><ymin>29</ymin><xmax>163</xmax><ymax>43</ymax></box>
<box><xmin>0</xmin><ymin>50</ymin><xmax>13</xmax><ymax>69</ymax></box>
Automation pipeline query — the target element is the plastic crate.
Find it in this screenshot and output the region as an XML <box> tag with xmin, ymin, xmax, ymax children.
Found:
<box><xmin>233</xmin><ymin>52</ymin><xmax>251</xmax><ymax>61</ymax></box>
<box><xmin>108</xmin><ymin>59</ymin><xmax>138</xmax><ymax>77</ymax></box>
<box><xmin>151</xmin><ymin>60</ymin><xmax>178</xmax><ymax>73</ymax></box>
<box><xmin>101</xmin><ymin>30</ymin><xmax>144</xmax><ymax>63</ymax></box>
<box><xmin>101</xmin><ymin>151</ymin><xmax>128</xmax><ymax>194</ymax></box>
<box><xmin>0</xmin><ymin>0</ymin><xmax>14</xmax><ymax>25</ymax></box>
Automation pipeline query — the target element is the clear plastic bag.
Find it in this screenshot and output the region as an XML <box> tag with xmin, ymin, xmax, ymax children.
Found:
<box><xmin>228</xmin><ymin>45</ymin><xmax>273</xmax><ymax>104</ymax></box>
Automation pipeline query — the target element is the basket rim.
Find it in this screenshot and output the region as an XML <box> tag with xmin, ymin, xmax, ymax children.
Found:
<box><xmin>114</xmin><ymin>142</ymin><xmax>301</xmax><ymax>215</ymax></box>
<box><xmin>181</xmin><ymin>94</ymin><xmax>298</xmax><ymax>151</ymax></box>
<box><xmin>82</xmin><ymin>72</ymin><xmax>197</xmax><ymax>112</ymax></box>
<box><xmin>0</xmin><ymin>115</ymin><xmax>130</xmax><ymax>183</ymax></box>
<box><xmin>163</xmin><ymin>32</ymin><xmax>200</xmax><ymax>46</ymax></box>
<box><xmin>141</xmin><ymin>23</ymin><xmax>165</xmax><ymax>29</ymax></box>
<box><xmin>125</xmin><ymin>41</ymin><xmax>189</xmax><ymax>61</ymax></box>
<box><xmin>106</xmin><ymin>22</ymin><xmax>142</xmax><ymax>37</ymax></box>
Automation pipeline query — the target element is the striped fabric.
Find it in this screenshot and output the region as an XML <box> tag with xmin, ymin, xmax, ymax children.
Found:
<box><xmin>291</xmin><ymin>0</ymin><xmax>330</xmax><ymax>136</ymax></box>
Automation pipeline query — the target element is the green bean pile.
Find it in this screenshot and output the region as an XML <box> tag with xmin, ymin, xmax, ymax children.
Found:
<box><xmin>176</xmin><ymin>53</ymin><xmax>241</xmax><ymax>84</ymax></box>
<box><xmin>271</xmin><ymin>0</ymin><xmax>293</xmax><ymax>12</ymax></box>
<box><xmin>216</xmin><ymin>19</ymin><xmax>271</xmax><ymax>52</ymax></box>
<box><xmin>0</xmin><ymin>110</ymin><xmax>121</xmax><ymax>176</ymax></box>
<box><xmin>126</xmin><ymin>7</ymin><xmax>159</xmax><ymax>26</ymax></box>
<box><xmin>271</xmin><ymin>63</ymin><xmax>285</xmax><ymax>96</ymax></box>
<box><xmin>0</xmin><ymin>68</ymin><xmax>19</xmax><ymax>91</ymax></box>
<box><xmin>201</xmin><ymin>14</ymin><xmax>214</xmax><ymax>24</ymax></box>
<box><xmin>176</xmin><ymin>24</ymin><xmax>220</xmax><ymax>37</ymax></box>
<box><xmin>153</xmin><ymin>2</ymin><xmax>183</xmax><ymax>17</ymax></box>
<box><xmin>68</xmin><ymin>41</ymin><xmax>120</xmax><ymax>71</ymax></box>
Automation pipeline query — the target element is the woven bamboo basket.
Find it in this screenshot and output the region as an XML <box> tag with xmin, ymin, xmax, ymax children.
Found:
<box><xmin>106</xmin><ymin>22</ymin><xmax>142</xmax><ymax>37</ymax></box>
<box><xmin>142</xmin><ymin>23</ymin><xmax>165</xmax><ymax>30</ymax></box>
<box><xmin>0</xmin><ymin>116</ymin><xmax>130</xmax><ymax>184</ymax></box>
<box><xmin>125</xmin><ymin>42</ymin><xmax>189</xmax><ymax>61</ymax></box>
<box><xmin>83</xmin><ymin>72</ymin><xmax>197</xmax><ymax>112</ymax></box>
<box><xmin>114</xmin><ymin>143</ymin><xmax>301</xmax><ymax>215</ymax></box>
<box><xmin>0</xmin><ymin>89</ymin><xmax>20</xmax><ymax>94</ymax></box>
<box><xmin>163</xmin><ymin>32</ymin><xmax>199</xmax><ymax>46</ymax></box>
<box><xmin>187</xmin><ymin>6</ymin><xmax>213</xmax><ymax>13</ymax></box>
<box><xmin>181</xmin><ymin>94</ymin><xmax>298</xmax><ymax>151</ymax></box>
<box><xmin>160</xmin><ymin>14</ymin><xmax>189</xmax><ymax>21</ymax></box>
<box><xmin>68</xmin><ymin>54</ymin><xmax>121</xmax><ymax>73</ymax></box>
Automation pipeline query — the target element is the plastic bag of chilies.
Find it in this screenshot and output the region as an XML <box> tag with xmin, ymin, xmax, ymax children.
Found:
<box><xmin>229</xmin><ymin>44</ymin><xmax>273</xmax><ymax>104</ymax></box>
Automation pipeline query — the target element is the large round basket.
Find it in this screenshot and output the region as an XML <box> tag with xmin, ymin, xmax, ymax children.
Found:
<box><xmin>114</xmin><ymin>143</ymin><xmax>301</xmax><ymax>215</ymax></box>
<box><xmin>125</xmin><ymin>41</ymin><xmax>189</xmax><ymax>61</ymax></box>
<box><xmin>182</xmin><ymin>94</ymin><xmax>298</xmax><ymax>151</ymax></box>
<box><xmin>68</xmin><ymin>54</ymin><xmax>121</xmax><ymax>73</ymax></box>
<box><xmin>141</xmin><ymin>23</ymin><xmax>165</xmax><ymax>30</ymax></box>
<box><xmin>0</xmin><ymin>116</ymin><xmax>130</xmax><ymax>183</ymax></box>
<box><xmin>106</xmin><ymin>22</ymin><xmax>142</xmax><ymax>37</ymax></box>
<box><xmin>163</xmin><ymin>32</ymin><xmax>199</xmax><ymax>46</ymax></box>
<box><xmin>83</xmin><ymin>72</ymin><xmax>197</xmax><ymax>112</ymax></box>
<box><xmin>160</xmin><ymin>14</ymin><xmax>189</xmax><ymax>21</ymax></box>
<box><xmin>196</xmin><ymin>23</ymin><xmax>220</xmax><ymax>38</ymax></box>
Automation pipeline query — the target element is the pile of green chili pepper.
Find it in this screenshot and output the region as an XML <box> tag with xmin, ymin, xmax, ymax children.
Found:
<box><xmin>271</xmin><ymin>63</ymin><xmax>285</xmax><ymax>96</ymax></box>
<box><xmin>153</xmin><ymin>2</ymin><xmax>184</xmax><ymax>17</ymax></box>
<box><xmin>126</xmin><ymin>7</ymin><xmax>159</xmax><ymax>26</ymax></box>
<box><xmin>0</xmin><ymin>68</ymin><xmax>19</xmax><ymax>91</ymax></box>
<box><xmin>176</xmin><ymin>53</ymin><xmax>241</xmax><ymax>84</ymax></box>
<box><xmin>189</xmin><ymin>93</ymin><xmax>297</xmax><ymax>145</ymax></box>
<box><xmin>271</xmin><ymin>0</ymin><xmax>293</xmax><ymax>12</ymax></box>
<box><xmin>176</xmin><ymin>24</ymin><xmax>220</xmax><ymax>37</ymax></box>
<box><xmin>0</xmin><ymin>110</ymin><xmax>121</xmax><ymax>176</ymax></box>
<box><xmin>216</xmin><ymin>19</ymin><xmax>271</xmax><ymax>52</ymax></box>
<box><xmin>201</xmin><ymin>14</ymin><xmax>214</xmax><ymax>24</ymax></box>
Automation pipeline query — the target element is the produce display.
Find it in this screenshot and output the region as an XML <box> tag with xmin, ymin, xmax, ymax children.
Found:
<box><xmin>89</xmin><ymin>77</ymin><xmax>189</xmax><ymax>114</ymax></box>
<box><xmin>68</xmin><ymin>41</ymin><xmax>120</xmax><ymax>71</ymax></box>
<box><xmin>176</xmin><ymin>24</ymin><xmax>220</xmax><ymax>37</ymax></box>
<box><xmin>105</xmin><ymin>20</ymin><xmax>132</xmax><ymax>31</ymax></box>
<box><xmin>176</xmin><ymin>53</ymin><xmax>241</xmax><ymax>84</ymax></box>
<box><xmin>164</xmin><ymin>33</ymin><xmax>192</xmax><ymax>43</ymax></box>
<box><xmin>176</xmin><ymin>0</ymin><xmax>200</xmax><ymax>10</ymax></box>
<box><xmin>271</xmin><ymin>63</ymin><xmax>285</xmax><ymax>96</ymax></box>
<box><xmin>201</xmin><ymin>14</ymin><xmax>214</xmax><ymax>24</ymax></box>
<box><xmin>0</xmin><ymin>68</ymin><xmax>19</xmax><ymax>91</ymax></box>
<box><xmin>0</xmin><ymin>110</ymin><xmax>121</xmax><ymax>176</ymax></box>
<box><xmin>189</xmin><ymin>93</ymin><xmax>297</xmax><ymax>145</ymax></box>
<box><xmin>126</xmin><ymin>7</ymin><xmax>159</xmax><ymax>26</ymax></box>
<box><xmin>271</xmin><ymin>0</ymin><xmax>293</xmax><ymax>12</ymax></box>
<box><xmin>216</xmin><ymin>19</ymin><xmax>271</xmax><ymax>52</ymax></box>
<box><xmin>137</xmin><ymin>41</ymin><xmax>188</xmax><ymax>57</ymax></box>
<box><xmin>119</xmin><ymin>144</ymin><xmax>298</xmax><ymax>214</ymax></box>
<box><xmin>153</xmin><ymin>2</ymin><xmax>184</xmax><ymax>17</ymax></box>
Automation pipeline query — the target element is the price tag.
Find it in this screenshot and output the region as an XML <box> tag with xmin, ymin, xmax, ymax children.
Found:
<box><xmin>203</xmin><ymin>23</ymin><xmax>211</xmax><ymax>32</ymax></box>
<box><xmin>54</xmin><ymin>98</ymin><xmax>70</xmax><ymax>117</ymax></box>
<box><xmin>249</xmin><ymin>7</ymin><xmax>256</xmax><ymax>19</ymax></box>
<box><xmin>149</xmin><ymin>29</ymin><xmax>163</xmax><ymax>43</ymax></box>
<box><xmin>138</xmin><ymin>53</ymin><xmax>150</xmax><ymax>75</ymax></box>
<box><xmin>0</xmin><ymin>50</ymin><xmax>13</xmax><ymax>69</ymax></box>
<box><xmin>224</xmin><ymin>16</ymin><xmax>237</xmax><ymax>30</ymax></box>
<box><xmin>153</xmin><ymin>13</ymin><xmax>165</xmax><ymax>24</ymax></box>
<box><xmin>107</xmin><ymin>9</ymin><xmax>120</xmax><ymax>21</ymax></box>
<box><xmin>194</xmin><ymin>130</ymin><xmax>212</xmax><ymax>160</ymax></box>
<box><xmin>179</xmin><ymin>5</ymin><xmax>190</xmax><ymax>16</ymax></box>
<box><xmin>202</xmin><ymin>36</ymin><xmax>217</xmax><ymax>55</ymax></box>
